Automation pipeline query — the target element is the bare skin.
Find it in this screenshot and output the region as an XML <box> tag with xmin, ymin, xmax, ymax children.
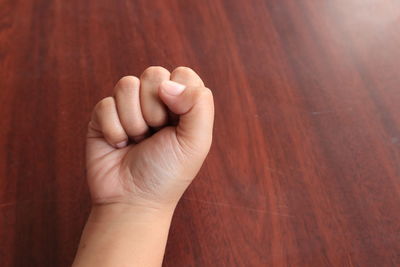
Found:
<box><xmin>72</xmin><ymin>66</ymin><xmax>214</xmax><ymax>267</ymax></box>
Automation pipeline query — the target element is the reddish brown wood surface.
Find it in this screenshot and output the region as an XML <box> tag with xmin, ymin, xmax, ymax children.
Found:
<box><xmin>1</xmin><ymin>0</ymin><xmax>400</xmax><ymax>266</ymax></box>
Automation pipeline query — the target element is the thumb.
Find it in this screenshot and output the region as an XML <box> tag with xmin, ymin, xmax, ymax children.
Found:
<box><xmin>159</xmin><ymin>80</ymin><xmax>214</xmax><ymax>154</ymax></box>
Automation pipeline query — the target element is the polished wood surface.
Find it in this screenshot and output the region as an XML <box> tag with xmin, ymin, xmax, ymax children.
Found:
<box><xmin>1</xmin><ymin>0</ymin><xmax>400</xmax><ymax>266</ymax></box>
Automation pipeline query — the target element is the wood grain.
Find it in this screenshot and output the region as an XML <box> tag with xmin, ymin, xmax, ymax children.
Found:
<box><xmin>1</xmin><ymin>0</ymin><xmax>400</xmax><ymax>266</ymax></box>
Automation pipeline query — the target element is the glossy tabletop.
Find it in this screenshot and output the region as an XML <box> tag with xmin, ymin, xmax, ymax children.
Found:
<box><xmin>1</xmin><ymin>0</ymin><xmax>400</xmax><ymax>266</ymax></box>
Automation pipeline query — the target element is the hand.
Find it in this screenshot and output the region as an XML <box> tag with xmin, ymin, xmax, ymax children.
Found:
<box><xmin>86</xmin><ymin>66</ymin><xmax>214</xmax><ymax>210</ymax></box>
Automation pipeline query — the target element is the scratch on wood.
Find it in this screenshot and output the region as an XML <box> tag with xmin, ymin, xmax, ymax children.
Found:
<box><xmin>311</xmin><ymin>107</ymin><xmax>353</xmax><ymax>116</ymax></box>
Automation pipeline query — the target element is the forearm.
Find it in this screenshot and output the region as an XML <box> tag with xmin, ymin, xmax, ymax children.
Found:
<box><xmin>72</xmin><ymin>203</ymin><xmax>175</xmax><ymax>267</ymax></box>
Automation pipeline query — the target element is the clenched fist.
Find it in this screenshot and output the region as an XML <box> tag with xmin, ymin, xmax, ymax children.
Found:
<box><xmin>86</xmin><ymin>66</ymin><xmax>214</xmax><ymax>209</ymax></box>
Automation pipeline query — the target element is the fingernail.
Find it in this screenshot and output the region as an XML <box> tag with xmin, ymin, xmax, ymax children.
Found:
<box><xmin>116</xmin><ymin>141</ymin><xmax>128</xmax><ymax>148</ymax></box>
<box><xmin>161</xmin><ymin>81</ymin><xmax>186</xmax><ymax>96</ymax></box>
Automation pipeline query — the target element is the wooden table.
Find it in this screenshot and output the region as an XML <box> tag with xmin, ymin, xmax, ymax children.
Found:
<box><xmin>1</xmin><ymin>0</ymin><xmax>399</xmax><ymax>266</ymax></box>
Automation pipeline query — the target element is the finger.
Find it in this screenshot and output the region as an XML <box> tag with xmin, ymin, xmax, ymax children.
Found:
<box><xmin>168</xmin><ymin>67</ymin><xmax>204</xmax><ymax>126</ymax></box>
<box><xmin>170</xmin><ymin>66</ymin><xmax>204</xmax><ymax>87</ymax></box>
<box><xmin>91</xmin><ymin>97</ymin><xmax>129</xmax><ymax>148</ymax></box>
<box><xmin>114</xmin><ymin>76</ymin><xmax>149</xmax><ymax>142</ymax></box>
<box><xmin>159</xmin><ymin>81</ymin><xmax>214</xmax><ymax>155</ymax></box>
<box><xmin>140</xmin><ymin>66</ymin><xmax>170</xmax><ymax>127</ymax></box>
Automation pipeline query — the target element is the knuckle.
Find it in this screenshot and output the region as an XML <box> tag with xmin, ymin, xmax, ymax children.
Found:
<box><xmin>115</xmin><ymin>76</ymin><xmax>139</xmax><ymax>93</ymax></box>
<box><xmin>95</xmin><ymin>97</ymin><xmax>114</xmax><ymax>111</ymax></box>
<box><xmin>87</xmin><ymin>120</ymin><xmax>97</xmax><ymax>132</ymax></box>
<box><xmin>203</xmin><ymin>87</ymin><xmax>213</xmax><ymax>98</ymax></box>
<box><xmin>172</xmin><ymin>66</ymin><xmax>195</xmax><ymax>76</ymax></box>
<box><xmin>172</xmin><ymin>67</ymin><xmax>204</xmax><ymax>86</ymax></box>
<box><xmin>119</xmin><ymin>75</ymin><xmax>139</xmax><ymax>84</ymax></box>
<box><xmin>141</xmin><ymin>66</ymin><xmax>170</xmax><ymax>79</ymax></box>
<box><xmin>193</xmin><ymin>87</ymin><xmax>213</xmax><ymax>99</ymax></box>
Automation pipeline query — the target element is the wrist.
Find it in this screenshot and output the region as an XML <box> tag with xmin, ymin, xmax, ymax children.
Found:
<box><xmin>89</xmin><ymin>202</ymin><xmax>175</xmax><ymax>225</ymax></box>
<box><xmin>73</xmin><ymin>203</ymin><xmax>174</xmax><ymax>267</ymax></box>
